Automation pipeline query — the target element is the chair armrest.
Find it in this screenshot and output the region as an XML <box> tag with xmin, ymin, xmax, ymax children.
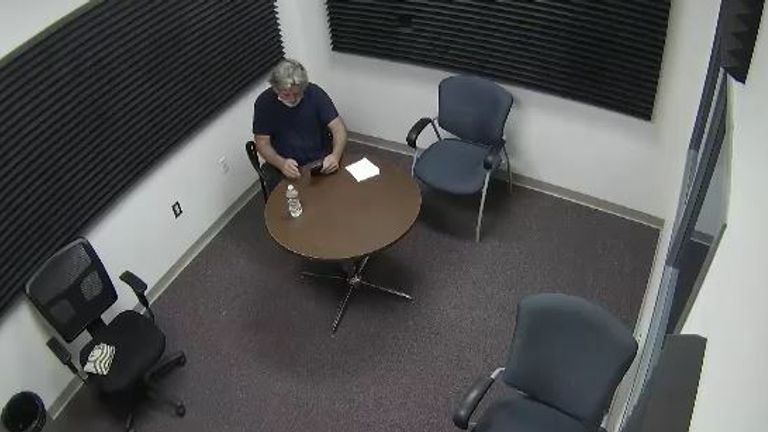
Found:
<box><xmin>406</xmin><ymin>117</ymin><xmax>440</xmax><ymax>149</ymax></box>
<box><xmin>47</xmin><ymin>337</ymin><xmax>80</xmax><ymax>376</ymax></box>
<box><xmin>120</xmin><ymin>271</ymin><xmax>155</xmax><ymax>322</ymax></box>
<box><xmin>120</xmin><ymin>270</ymin><xmax>147</xmax><ymax>293</ymax></box>
<box><xmin>482</xmin><ymin>140</ymin><xmax>506</xmax><ymax>171</ymax></box>
<box><xmin>483</xmin><ymin>152</ymin><xmax>501</xmax><ymax>171</ymax></box>
<box><xmin>453</xmin><ymin>368</ymin><xmax>504</xmax><ymax>429</ymax></box>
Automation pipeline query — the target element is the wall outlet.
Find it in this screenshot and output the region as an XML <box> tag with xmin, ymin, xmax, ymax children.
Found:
<box><xmin>172</xmin><ymin>201</ymin><xmax>182</xmax><ymax>218</ymax></box>
<box><xmin>218</xmin><ymin>156</ymin><xmax>230</xmax><ymax>174</ymax></box>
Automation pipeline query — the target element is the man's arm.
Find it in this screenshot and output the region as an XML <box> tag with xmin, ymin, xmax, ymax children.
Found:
<box><xmin>322</xmin><ymin>117</ymin><xmax>347</xmax><ymax>173</ymax></box>
<box><xmin>254</xmin><ymin>134</ymin><xmax>300</xmax><ymax>179</ymax></box>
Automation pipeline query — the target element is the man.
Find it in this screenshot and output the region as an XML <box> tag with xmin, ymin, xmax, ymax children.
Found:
<box><xmin>252</xmin><ymin>58</ymin><xmax>347</xmax><ymax>192</ymax></box>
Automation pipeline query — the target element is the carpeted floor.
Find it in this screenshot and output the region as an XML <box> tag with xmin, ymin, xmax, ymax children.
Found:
<box><xmin>53</xmin><ymin>143</ymin><xmax>658</xmax><ymax>432</ymax></box>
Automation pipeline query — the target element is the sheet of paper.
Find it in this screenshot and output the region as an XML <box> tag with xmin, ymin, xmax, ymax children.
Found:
<box><xmin>345</xmin><ymin>157</ymin><xmax>380</xmax><ymax>182</ymax></box>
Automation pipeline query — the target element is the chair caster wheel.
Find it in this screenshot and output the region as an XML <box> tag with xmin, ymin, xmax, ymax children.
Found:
<box><xmin>177</xmin><ymin>354</ymin><xmax>186</xmax><ymax>367</ymax></box>
<box><xmin>176</xmin><ymin>404</ymin><xmax>186</xmax><ymax>417</ymax></box>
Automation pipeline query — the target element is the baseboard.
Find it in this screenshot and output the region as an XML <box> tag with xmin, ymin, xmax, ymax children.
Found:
<box><xmin>349</xmin><ymin>131</ymin><xmax>415</xmax><ymax>157</ymax></box>
<box><xmin>144</xmin><ymin>183</ymin><xmax>260</xmax><ymax>305</ymax></box>
<box><xmin>508</xmin><ymin>175</ymin><xmax>663</xmax><ymax>228</ymax></box>
<box><xmin>48</xmin><ymin>182</ymin><xmax>261</xmax><ymax>419</ymax></box>
<box><xmin>348</xmin><ymin>131</ymin><xmax>664</xmax><ymax>229</ymax></box>
<box><xmin>48</xmin><ymin>375</ymin><xmax>84</xmax><ymax>419</ymax></box>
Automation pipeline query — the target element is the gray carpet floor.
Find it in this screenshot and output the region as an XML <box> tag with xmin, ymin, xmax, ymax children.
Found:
<box><xmin>53</xmin><ymin>143</ymin><xmax>658</xmax><ymax>432</ymax></box>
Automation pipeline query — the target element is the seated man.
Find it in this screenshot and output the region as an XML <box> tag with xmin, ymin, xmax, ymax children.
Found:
<box><xmin>252</xmin><ymin>58</ymin><xmax>347</xmax><ymax>192</ymax></box>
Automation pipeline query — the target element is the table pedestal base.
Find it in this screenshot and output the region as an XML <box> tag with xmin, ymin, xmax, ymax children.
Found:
<box><xmin>300</xmin><ymin>255</ymin><xmax>413</xmax><ymax>333</ymax></box>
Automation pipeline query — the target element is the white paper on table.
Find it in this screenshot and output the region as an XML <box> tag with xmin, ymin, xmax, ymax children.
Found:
<box><xmin>345</xmin><ymin>157</ymin><xmax>380</xmax><ymax>182</ymax></box>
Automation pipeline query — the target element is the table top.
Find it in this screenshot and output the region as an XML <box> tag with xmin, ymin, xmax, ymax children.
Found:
<box><xmin>264</xmin><ymin>155</ymin><xmax>422</xmax><ymax>261</ymax></box>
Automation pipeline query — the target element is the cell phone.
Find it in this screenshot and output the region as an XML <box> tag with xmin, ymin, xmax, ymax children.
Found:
<box><xmin>310</xmin><ymin>161</ymin><xmax>324</xmax><ymax>176</ymax></box>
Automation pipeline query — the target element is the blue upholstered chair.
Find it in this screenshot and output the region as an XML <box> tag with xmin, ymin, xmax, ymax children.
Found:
<box><xmin>453</xmin><ymin>293</ymin><xmax>638</xmax><ymax>432</ymax></box>
<box><xmin>407</xmin><ymin>75</ymin><xmax>514</xmax><ymax>242</ymax></box>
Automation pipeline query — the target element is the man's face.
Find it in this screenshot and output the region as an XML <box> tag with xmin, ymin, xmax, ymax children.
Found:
<box><xmin>275</xmin><ymin>85</ymin><xmax>304</xmax><ymax>108</ymax></box>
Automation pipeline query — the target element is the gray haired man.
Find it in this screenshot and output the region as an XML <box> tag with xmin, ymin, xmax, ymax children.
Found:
<box><xmin>252</xmin><ymin>59</ymin><xmax>347</xmax><ymax>192</ymax></box>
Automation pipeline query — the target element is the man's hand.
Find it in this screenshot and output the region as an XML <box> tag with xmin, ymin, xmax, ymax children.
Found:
<box><xmin>281</xmin><ymin>158</ymin><xmax>301</xmax><ymax>179</ymax></box>
<box><xmin>321</xmin><ymin>153</ymin><xmax>340</xmax><ymax>174</ymax></box>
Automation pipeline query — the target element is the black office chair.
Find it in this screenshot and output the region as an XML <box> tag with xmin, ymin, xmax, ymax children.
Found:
<box><xmin>453</xmin><ymin>293</ymin><xmax>638</xmax><ymax>432</ymax></box>
<box><xmin>25</xmin><ymin>238</ymin><xmax>186</xmax><ymax>432</ymax></box>
<box><xmin>246</xmin><ymin>140</ymin><xmax>271</xmax><ymax>205</ymax></box>
<box><xmin>407</xmin><ymin>75</ymin><xmax>514</xmax><ymax>242</ymax></box>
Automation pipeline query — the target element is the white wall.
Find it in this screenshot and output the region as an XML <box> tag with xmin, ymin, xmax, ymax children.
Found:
<box><xmin>683</xmin><ymin>9</ymin><xmax>768</xmax><ymax>432</ymax></box>
<box><xmin>0</xmin><ymin>0</ymin><xmax>303</xmax><ymax>410</ymax></box>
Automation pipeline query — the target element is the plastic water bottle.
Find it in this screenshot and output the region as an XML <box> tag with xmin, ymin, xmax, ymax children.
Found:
<box><xmin>286</xmin><ymin>184</ymin><xmax>302</xmax><ymax>218</ymax></box>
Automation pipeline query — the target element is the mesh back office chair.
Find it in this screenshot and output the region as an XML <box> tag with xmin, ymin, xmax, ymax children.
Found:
<box><xmin>407</xmin><ymin>75</ymin><xmax>514</xmax><ymax>242</ymax></box>
<box><xmin>25</xmin><ymin>238</ymin><xmax>186</xmax><ymax>432</ymax></box>
<box><xmin>453</xmin><ymin>293</ymin><xmax>638</xmax><ymax>432</ymax></box>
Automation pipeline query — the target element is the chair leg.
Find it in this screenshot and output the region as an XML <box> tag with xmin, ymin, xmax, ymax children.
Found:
<box><xmin>502</xmin><ymin>146</ymin><xmax>513</xmax><ymax>194</ymax></box>
<box><xmin>360</xmin><ymin>280</ymin><xmax>413</xmax><ymax>300</ymax></box>
<box><xmin>146</xmin><ymin>351</ymin><xmax>186</xmax><ymax>382</ymax></box>
<box><xmin>259</xmin><ymin>177</ymin><xmax>269</xmax><ymax>205</ymax></box>
<box><xmin>146</xmin><ymin>383</ymin><xmax>186</xmax><ymax>417</ymax></box>
<box><xmin>475</xmin><ymin>172</ymin><xmax>491</xmax><ymax>243</ymax></box>
<box><xmin>332</xmin><ymin>284</ymin><xmax>356</xmax><ymax>334</ymax></box>
<box><xmin>125</xmin><ymin>411</ymin><xmax>136</xmax><ymax>432</ymax></box>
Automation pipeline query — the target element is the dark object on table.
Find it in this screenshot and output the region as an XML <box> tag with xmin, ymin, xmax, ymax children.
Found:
<box><xmin>309</xmin><ymin>160</ymin><xmax>325</xmax><ymax>176</ymax></box>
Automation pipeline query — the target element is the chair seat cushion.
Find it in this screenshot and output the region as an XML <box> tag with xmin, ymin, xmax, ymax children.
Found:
<box><xmin>79</xmin><ymin>310</ymin><xmax>165</xmax><ymax>393</ymax></box>
<box><xmin>474</xmin><ymin>395</ymin><xmax>586</xmax><ymax>432</ymax></box>
<box><xmin>414</xmin><ymin>139</ymin><xmax>490</xmax><ymax>194</ymax></box>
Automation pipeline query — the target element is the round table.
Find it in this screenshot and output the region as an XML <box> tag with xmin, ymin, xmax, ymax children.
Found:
<box><xmin>264</xmin><ymin>155</ymin><xmax>421</xmax><ymax>333</ymax></box>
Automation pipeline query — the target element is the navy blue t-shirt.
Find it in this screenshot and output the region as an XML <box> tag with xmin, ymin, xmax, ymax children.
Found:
<box><xmin>252</xmin><ymin>83</ymin><xmax>339</xmax><ymax>165</ymax></box>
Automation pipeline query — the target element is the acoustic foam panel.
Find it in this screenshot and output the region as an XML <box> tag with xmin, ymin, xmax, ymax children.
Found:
<box><xmin>720</xmin><ymin>0</ymin><xmax>765</xmax><ymax>83</ymax></box>
<box><xmin>0</xmin><ymin>0</ymin><xmax>283</xmax><ymax>312</ymax></box>
<box><xmin>326</xmin><ymin>0</ymin><xmax>670</xmax><ymax>120</ymax></box>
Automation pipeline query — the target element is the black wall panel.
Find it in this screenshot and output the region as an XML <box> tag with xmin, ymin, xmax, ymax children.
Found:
<box><xmin>720</xmin><ymin>0</ymin><xmax>765</xmax><ymax>83</ymax></box>
<box><xmin>0</xmin><ymin>0</ymin><xmax>283</xmax><ymax>312</ymax></box>
<box><xmin>326</xmin><ymin>0</ymin><xmax>670</xmax><ymax>119</ymax></box>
